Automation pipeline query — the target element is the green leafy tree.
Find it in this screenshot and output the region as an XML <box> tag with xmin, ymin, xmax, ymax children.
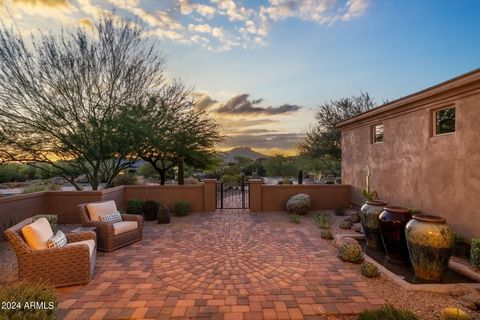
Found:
<box><xmin>0</xmin><ymin>16</ymin><xmax>165</xmax><ymax>190</ymax></box>
<box><xmin>298</xmin><ymin>92</ymin><xmax>376</xmax><ymax>160</ymax></box>
<box><xmin>264</xmin><ymin>155</ymin><xmax>298</xmax><ymax>177</ymax></box>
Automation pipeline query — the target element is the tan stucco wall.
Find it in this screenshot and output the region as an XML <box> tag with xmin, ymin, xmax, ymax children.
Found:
<box><xmin>341</xmin><ymin>91</ymin><xmax>480</xmax><ymax>240</ymax></box>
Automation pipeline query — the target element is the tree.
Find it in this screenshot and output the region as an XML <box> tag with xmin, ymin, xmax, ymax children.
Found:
<box><xmin>0</xmin><ymin>16</ymin><xmax>165</xmax><ymax>190</ymax></box>
<box><xmin>298</xmin><ymin>92</ymin><xmax>376</xmax><ymax>160</ymax></box>
<box><xmin>134</xmin><ymin>82</ymin><xmax>223</xmax><ymax>185</ymax></box>
<box><xmin>264</xmin><ymin>155</ymin><xmax>298</xmax><ymax>177</ymax></box>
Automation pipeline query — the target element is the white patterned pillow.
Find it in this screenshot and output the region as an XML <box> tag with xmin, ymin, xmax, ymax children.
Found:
<box><xmin>99</xmin><ymin>211</ymin><xmax>122</xmax><ymax>223</ymax></box>
<box><xmin>47</xmin><ymin>230</ymin><xmax>67</xmax><ymax>248</ymax></box>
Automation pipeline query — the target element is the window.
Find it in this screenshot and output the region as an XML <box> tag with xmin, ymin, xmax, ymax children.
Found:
<box><xmin>372</xmin><ymin>123</ymin><xmax>384</xmax><ymax>143</ymax></box>
<box><xmin>434</xmin><ymin>106</ymin><xmax>455</xmax><ymax>135</ymax></box>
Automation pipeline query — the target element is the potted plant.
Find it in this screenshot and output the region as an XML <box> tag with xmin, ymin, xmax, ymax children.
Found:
<box><xmin>405</xmin><ymin>214</ymin><xmax>455</xmax><ymax>281</ymax></box>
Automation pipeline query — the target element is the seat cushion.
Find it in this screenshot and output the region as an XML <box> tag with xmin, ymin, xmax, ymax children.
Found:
<box><xmin>99</xmin><ymin>211</ymin><xmax>122</xmax><ymax>223</ymax></box>
<box><xmin>21</xmin><ymin>217</ymin><xmax>54</xmax><ymax>250</ymax></box>
<box><xmin>66</xmin><ymin>239</ymin><xmax>96</xmax><ymax>257</ymax></box>
<box><xmin>87</xmin><ymin>201</ymin><xmax>117</xmax><ymax>222</ymax></box>
<box><xmin>47</xmin><ymin>230</ymin><xmax>67</xmax><ymax>248</ymax></box>
<box><xmin>113</xmin><ymin>221</ymin><xmax>138</xmax><ymax>236</ymax></box>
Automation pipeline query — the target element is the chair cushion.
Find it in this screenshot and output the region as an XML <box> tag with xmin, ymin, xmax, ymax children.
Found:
<box><xmin>47</xmin><ymin>230</ymin><xmax>67</xmax><ymax>248</ymax></box>
<box><xmin>99</xmin><ymin>211</ymin><xmax>122</xmax><ymax>223</ymax></box>
<box><xmin>21</xmin><ymin>217</ymin><xmax>54</xmax><ymax>250</ymax></box>
<box><xmin>66</xmin><ymin>239</ymin><xmax>96</xmax><ymax>257</ymax></box>
<box><xmin>87</xmin><ymin>201</ymin><xmax>117</xmax><ymax>222</ymax></box>
<box><xmin>113</xmin><ymin>221</ymin><xmax>138</xmax><ymax>236</ymax></box>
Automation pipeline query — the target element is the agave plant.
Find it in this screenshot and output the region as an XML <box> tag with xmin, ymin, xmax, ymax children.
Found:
<box><xmin>360</xmin><ymin>262</ymin><xmax>380</xmax><ymax>278</ymax></box>
<box><xmin>338</xmin><ymin>242</ymin><xmax>364</xmax><ymax>263</ymax></box>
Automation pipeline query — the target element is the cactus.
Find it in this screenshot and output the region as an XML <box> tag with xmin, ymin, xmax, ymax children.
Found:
<box><xmin>320</xmin><ymin>229</ymin><xmax>333</xmax><ymax>240</ymax></box>
<box><xmin>360</xmin><ymin>262</ymin><xmax>380</xmax><ymax>278</ymax></box>
<box><xmin>470</xmin><ymin>239</ymin><xmax>480</xmax><ymax>269</ymax></box>
<box><xmin>340</xmin><ymin>220</ymin><xmax>353</xmax><ymax>230</ymax></box>
<box><xmin>337</xmin><ymin>242</ymin><xmax>364</xmax><ymax>263</ymax></box>
<box><xmin>286</xmin><ymin>193</ymin><xmax>311</xmax><ymax>215</ymax></box>
<box><xmin>362</xmin><ymin>166</ymin><xmax>378</xmax><ymax>201</ymax></box>
<box><xmin>297</xmin><ymin>169</ymin><xmax>303</xmax><ymax>185</ymax></box>
<box><xmin>440</xmin><ymin>307</ymin><xmax>472</xmax><ymax>320</ymax></box>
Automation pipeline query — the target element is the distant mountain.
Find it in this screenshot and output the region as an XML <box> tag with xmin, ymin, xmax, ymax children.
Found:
<box><xmin>221</xmin><ymin>147</ymin><xmax>268</xmax><ymax>163</ymax></box>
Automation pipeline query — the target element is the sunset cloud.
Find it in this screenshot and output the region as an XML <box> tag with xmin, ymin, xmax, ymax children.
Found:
<box><xmin>216</xmin><ymin>94</ymin><xmax>301</xmax><ymax>115</ymax></box>
<box><xmin>222</xmin><ymin>132</ymin><xmax>303</xmax><ymax>150</ymax></box>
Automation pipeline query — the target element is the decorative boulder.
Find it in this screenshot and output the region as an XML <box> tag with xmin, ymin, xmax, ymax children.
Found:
<box><xmin>334</xmin><ymin>236</ymin><xmax>359</xmax><ymax>249</ymax></box>
<box><xmin>286</xmin><ymin>193</ymin><xmax>311</xmax><ymax>215</ymax></box>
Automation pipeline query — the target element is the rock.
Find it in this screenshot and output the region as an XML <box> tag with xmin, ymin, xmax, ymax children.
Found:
<box><xmin>352</xmin><ymin>223</ymin><xmax>363</xmax><ymax>233</ymax></box>
<box><xmin>339</xmin><ymin>220</ymin><xmax>353</xmax><ymax>229</ymax></box>
<box><xmin>440</xmin><ymin>307</ymin><xmax>472</xmax><ymax>320</ymax></box>
<box><xmin>458</xmin><ymin>292</ymin><xmax>480</xmax><ymax>310</ymax></box>
<box><xmin>334</xmin><ymin>236</ymin><xmax>359</xmax><ymax>248</ymax></box>
<box><xmin>348</xmin><ymin>211</ymin><xmax>361</xmax><ymax>223</ymax></box>
<box><xmin>285</xmin><ymin>193</ymin><xmax>311</xmax><ymax>215</ymax></box>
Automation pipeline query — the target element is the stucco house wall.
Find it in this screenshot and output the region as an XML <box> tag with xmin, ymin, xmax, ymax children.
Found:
<box><xmin>338</xmin><ymin>69</ymin><xmax>480</xmax><ymax>240</ymax></box>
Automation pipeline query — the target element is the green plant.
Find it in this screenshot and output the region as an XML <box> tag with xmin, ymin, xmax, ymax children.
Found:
<box><xmin>334</xmin><ymin>207</ymin><xmax>345</xmax><ymax>216</ymax></box>
<box><xmin>297</xmin><ymin>169</ymin><xmax>303</xmax><ymax>185</ymax></box>
<box><xmin>32</xmin><ymin>214</ymin><xmax>58</xmax><ymax>233</ymax></box>
<box><xmin>362</xmin><ymin>166</ymin><xmax>378</xmax><ymax>201</ymax></box>
<box><xmin>337</xmin><ymin>242</ymin><xmax>363</xmax><ymax>263</ymax></box>
<box><xmin>174</xmin><ymin>200</ymin><xmax>191</xmax><ymax>217</ymax></box>
<box><xmin>126</xmin><ymin>199</ymin><xmax>143</xmax><ymax>215</ymax></box>
<box><xmin>46</xmin><ymin>183</ymin><xmax>61</xmax><ymax>191</ymax></box>
<box><xmin>0</xmin><ymin>281</ymin><xmax>58</xmax><ymax>320</ymax></box>
<box><xmin>320</xmin><ymin>229</ymin><xmax>333</xmax><ymax>240</ymax></box>
<box><xmin>22</xmin><ymin>184</ymin><xmax>48</xmax><ymax>194</ymax></box>
<box><xmin>360</xmin><ymin>262</ymin><xmax>380</xmax><ymax>278</ymax></box>
<box><xmin>288</xmin><ymin>214</ymin><xmax>301</xmax><ymax>224</ymax></box>
<box><xmin>410</xmin><ymin>208</ymin><xmax>421</xmax><ymax>215</ymax></box>
<box><xmin>142</xmin><ymin>200</ymin><xmax>160</xmax><ymax>221</ymax></box>
<box><xmin>470</xmin><ymin>239</ymin><xmax>480</xmax><ymax>269</ymax></box>
<box><xmin>315</xmin><ymin>212</ymin><xmax>331</xmax><ymax>229</ymax></box>
<box><xmin>286</xmin><ymin>193</ymin><xmax>311</xmax><ymax>215</ymax></box>
<box><xmin>358</xmin><ymin>305</ymin><xmax>418</xmax><ymax>320</ymax></box>
<box><xmin>112</xmin><ymin>173</ymin><xmax>137</xmax><ymax>187</ymax></box>
<box><xmin>157</xmin><ymin>204</ymin><xmax>171</xmax><ymax>224</ymax></box>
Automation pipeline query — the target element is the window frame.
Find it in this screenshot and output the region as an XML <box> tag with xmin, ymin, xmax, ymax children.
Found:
<box><xmin>372</xmin><ymin>123</ymin><xmax>384</xmax><ymax>144</ymax></box>
<box><xmin>432</xmin><ymin>105</ymin><xmax>456</xmax><ymax>136</ymax></box>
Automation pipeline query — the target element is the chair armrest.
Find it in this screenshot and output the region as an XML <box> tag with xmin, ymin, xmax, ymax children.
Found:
<box><xmin>121</xmin><ymin>214</ymin><xmax>144</xmax><ymax>229</ymax></box>
<box><xmin>82</xmin><ymin>220</ymin><xmax>114</xmax><ymax>235</ymax></box>
<box><xmin>65</xmin><ymin>231</ymin><xmax>96</xmax><ymax>244</ymax></box>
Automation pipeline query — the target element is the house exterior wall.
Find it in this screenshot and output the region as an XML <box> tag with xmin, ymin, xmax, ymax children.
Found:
<box><xmin>340</xmin><ymin>85</ymin><xmax>480</xmax><ymax>240</ymax></box>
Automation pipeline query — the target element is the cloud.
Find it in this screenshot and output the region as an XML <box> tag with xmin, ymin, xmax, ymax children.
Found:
<box><xmin>194</xmin><ymin>93</ymin><xmax>218</xmax><ymax>111</ymax></box>
<box><xmin>216</xmin><ymin>94</ymin><xmax>301</xmax><ymax>115</ymax></box>
<box><xmin>78</xmin><ymin>17</ymin><xmax>93</xmax><ymax>28</ymax></box>
<box><xmin>12</xmin><ymin>0</ymin><xmax>71</xmax><ymax>8</ymax></box>
<box><xmin>221</xmin><ymin>133</ymin><xmax>303</xmax><ymax>150</ymax></box>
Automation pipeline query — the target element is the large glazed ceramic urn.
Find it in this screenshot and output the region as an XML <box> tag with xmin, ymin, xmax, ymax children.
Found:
<box><xmin>360</xmin><ymin>200</ymin><xmax>387</xmax><ymax>250</ymax></box>
<box><xmin>379</xmin><ymin>206</ymin><xmax>412</xmax><ymax>263</ymax></box>
<box><xmin>405</xmin><ymin>215</ymin><xmax>455</xmax><ymax>281</ymax></box>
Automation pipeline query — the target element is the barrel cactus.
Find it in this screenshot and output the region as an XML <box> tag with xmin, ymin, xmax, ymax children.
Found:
<box><xmin>286</xmin><ymin>193</ymin><xmax>311</xmax><ymax>215</ymax></box>
<box><xmin>338</xmin><ymin>242</ymin><xmax>364</xmax><ymax>263</ymax></box>
<box><xmin>320</xmin><ymin>229</ymin><xmax>333</xmax><ymax>240</ymax></box>
<box><xmin>360</xmin><ymin>262</ymin><xmax>380</xmax><ymax>278</ymax></box>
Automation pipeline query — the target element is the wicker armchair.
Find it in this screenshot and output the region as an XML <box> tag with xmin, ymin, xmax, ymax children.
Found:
<box><xmin>4</xmin><ymin>218</ymin><xmax>96</xmax><ymax>287</ymax></box>
<box><xmin>78</xmin><ymin>203</ymin><xmax>143</xmax><ymax>252</ymax></box>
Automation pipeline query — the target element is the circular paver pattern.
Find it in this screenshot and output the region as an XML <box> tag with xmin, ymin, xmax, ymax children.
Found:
<box><xmin>152</xmin><ymin>215</ymin><xmax>310</xmax><ymax>293</ymax></box>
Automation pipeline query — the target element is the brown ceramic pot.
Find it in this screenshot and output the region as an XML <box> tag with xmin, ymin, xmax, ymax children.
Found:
<box><xmin>379</xmin><ymin>206</ymin><xmax>412</xmax><ymax>264</ymax></box>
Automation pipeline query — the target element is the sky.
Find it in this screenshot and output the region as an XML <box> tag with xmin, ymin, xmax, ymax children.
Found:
<box><xmin>0</xmin><ymin>0</ymin><xmax>479</xmax><ymax>155</ymax></box>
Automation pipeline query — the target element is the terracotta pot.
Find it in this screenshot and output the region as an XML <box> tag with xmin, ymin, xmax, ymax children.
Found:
<box><xmin>405</xmin><ymin>214</ymin><xmax>455</xmax><ymax>281</ymax></box>
<box><xmin>360</xmin><ymin>200</ymin><xmax>387</xmax><ymax>250</ymax></box>
<box><xmin>379</xmin><ymin>206</ymin><xmax>412</xmax><ymax>264</ymax></box>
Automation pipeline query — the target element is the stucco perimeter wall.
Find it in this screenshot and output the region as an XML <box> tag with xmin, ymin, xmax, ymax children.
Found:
<box><xmin>341</xmin><ymin>90</ymin><xmax>480</xmax><ymax>240</ymax></box>
<box><xmin>0</xmin><ymin>193</ymin><xmax>48</xmax><ymax>233</ymax></box>
<box><xmin>123</xmin><ymin>185</ymin><xmax>206</xmax><ymax>213</ymax></box>
<box><xmin>254</xmin><ymin>184</ymin><xmax>351</xmax><ymax>212</ymax></box>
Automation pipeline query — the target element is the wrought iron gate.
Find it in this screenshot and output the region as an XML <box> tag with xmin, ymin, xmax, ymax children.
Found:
<box><xmin>216</xmin><ymin>181</ymin><xmax>250</xmax><ymax>209</ymax></box>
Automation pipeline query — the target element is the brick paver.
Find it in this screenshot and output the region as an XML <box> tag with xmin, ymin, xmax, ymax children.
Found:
<box><xmin>56</xmin><ymin>210</ymin><xmax>384</xmax><ymax>319</ymax></box>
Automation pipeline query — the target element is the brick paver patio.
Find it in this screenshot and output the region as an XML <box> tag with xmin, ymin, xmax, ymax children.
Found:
<box><xmin>57</xmin><ymin>210</ymin><xmax>384</xmax><ymax>319</ymax></box>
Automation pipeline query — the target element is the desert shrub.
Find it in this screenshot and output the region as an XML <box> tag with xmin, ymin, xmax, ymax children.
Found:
<box><xmin>315</xmin><ymin>212</ymin><xmax>331</xmax><ymax>229</ymax></box>
<box><xmin>286</xmin><ymin>193</ymin><xmax>311</xmax><ymax>215</ymax></box>
<box><xmin>32</xmin><ymin>214</ymin><xmax>58</xmax><ymax>233</ymax></box>
<box><xmin>112</xmin><ymin>173</ymin><xmax>137</xmax><ymax>187</ymax></box>
<box><xmin>337</xmin><ymin>241</ymin><xmax>363</xmax><ymax>263</ymax></box>
<box><xmin>126</xmin><ymin>199</ymin><xmax>143</xmax><ymax>215</ymax></box>
<box><xmin>360</xmin><ymin>262</ymin><xmax>380</xmax><ymax>278</ymax></box>
<box><xmin>174</xmin><ymin>200</ymin><xmax>191</xmax><ymax>217</ymax></box>
<box><xmin>340</xmin><ymin>219</ymin><xmax>353</xmax><ymax>229</ymax></box>
<box><xmin>22</xmin><ymin>184</ymin><xmax>48</xmax><ymax>194</ymax></box>
<box><xmin>288</xmin><ymin>213</ymin><xmax>301</xmax><ymax>224</ymax></box>
<box><xmin>184</xmin><ymin>177</ymin><xmax>199</xmax><ymax>185</ymax></box>
<box><xmin>320</xmin><ymin>229</ymin><xmax>333</xmax><ymax>240</ymax></box>
<box><xmin>47</xmin><ymin>184</ymin><xmax>61</xmax><ymax>191</ymax></box>
<box><xmin>358</xmin><ymin>304</ymin><xmax>418</xmax><ymax>320</ymax></box>
<box><xmin>142</xmin><ymin>200</ymin><xmax>160</xmax><ymax>221</ymax></box>
<box><xmin>334</xmin><ymin>207</ymin><xmax>346</xmax><ymax>216</ymax></box>
<box><xmin>0</xmin><ymin>281</ymin><xmax>58</xmax><ymax>320</ymax></box>
<box><xmin>470</xmin><ymin>239</ymin><xmax>480</xmax><ymax>269</ymax></box>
